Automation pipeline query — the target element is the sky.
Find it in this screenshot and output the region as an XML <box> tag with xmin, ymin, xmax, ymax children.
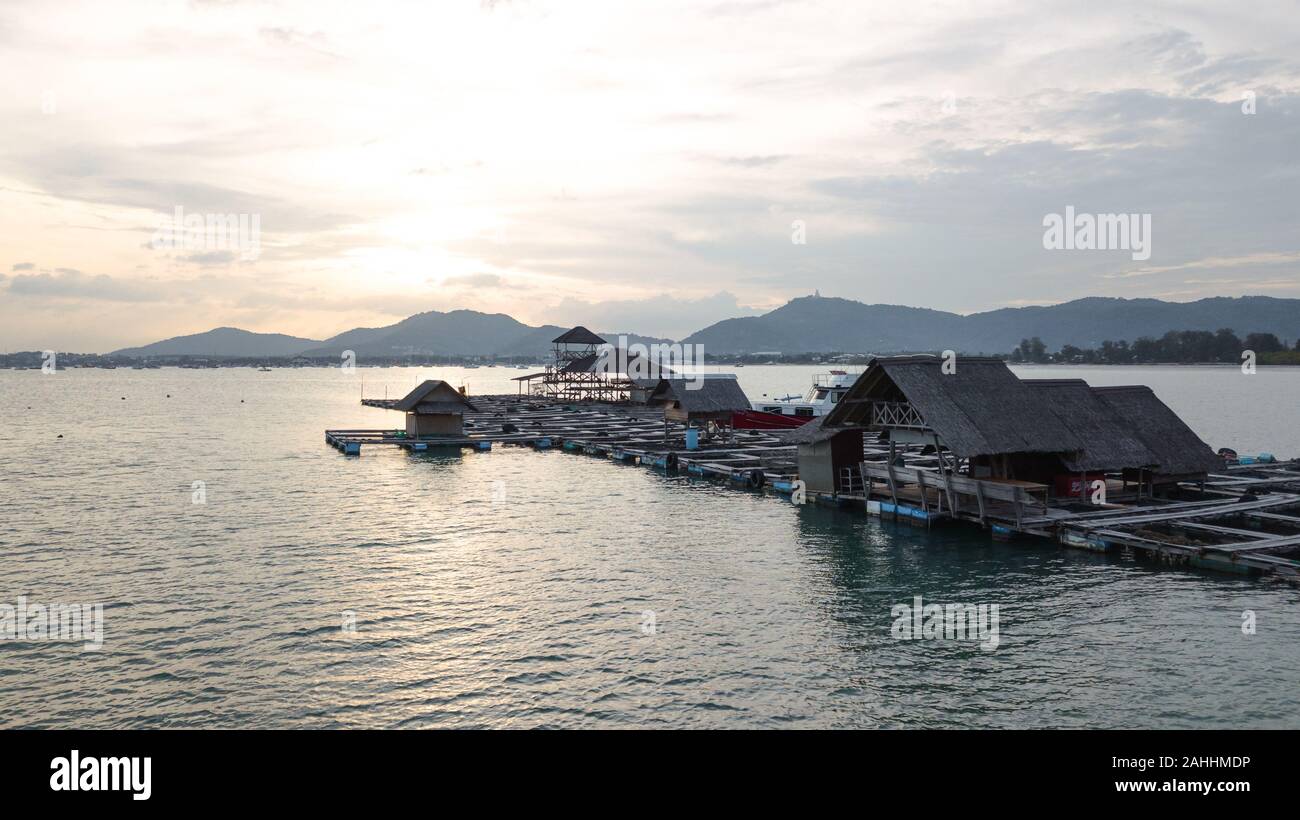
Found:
<box><xmin>1</xmin><ymin>0</ymin><xmax>1298</xmax><ymax>352</ymax></box>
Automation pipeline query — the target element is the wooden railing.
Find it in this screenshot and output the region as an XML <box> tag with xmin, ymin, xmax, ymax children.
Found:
<box><xmin>870</xmin><ymin>401</ymin><xmax>926</xmax><ymax>428</ymax></box>
<box><xmin>860</xmin><ymin>461</ymin><xmax>1048</xmax><ymax>527</ymax></box>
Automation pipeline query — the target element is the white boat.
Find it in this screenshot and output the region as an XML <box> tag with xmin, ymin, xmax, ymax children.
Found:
<box><xmin>751</xmin><ymin>370</ymin><xmax>857</xmax><ymax>418</ymax></box>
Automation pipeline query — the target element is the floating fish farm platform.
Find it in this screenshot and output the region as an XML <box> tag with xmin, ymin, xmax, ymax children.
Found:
<box><xmin>328</xmin><ymin>394</ymin><xmax>1300</xmax><ymax>583</ymax></box>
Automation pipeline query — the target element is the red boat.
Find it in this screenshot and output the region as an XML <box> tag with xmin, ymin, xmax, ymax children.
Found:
<box><xmin>731</xmin><ymin>409</ymin><xmax>813</xmax><ymax>430</ymax></box>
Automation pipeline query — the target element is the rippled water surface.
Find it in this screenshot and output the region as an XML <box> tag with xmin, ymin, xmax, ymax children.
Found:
<box><xmin>2</xmin><ymin>365</ymin><xmax>1298</xmax><ymax>728</ymax></box>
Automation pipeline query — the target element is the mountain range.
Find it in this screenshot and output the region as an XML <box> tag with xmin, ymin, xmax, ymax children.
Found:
<box><xmin>683</xmin><ymin>295</ymin><xmax>1300</xmax><ymax>353</ymax></box>
<box><xmin>113</xmin><ymin>310</ymin><xmax>670</xmax><ymax>358</ymax></box>
<box><xmin>110</xmin><ymin>296</ymin><xmax>1300</xmax><ymax>358</ymax></box>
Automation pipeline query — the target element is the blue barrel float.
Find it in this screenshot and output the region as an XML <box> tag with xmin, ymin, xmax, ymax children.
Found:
<box><xmin>685</xmin><ymin>428</ymin><xmax>699</xmax><ymax>450</ymax></box>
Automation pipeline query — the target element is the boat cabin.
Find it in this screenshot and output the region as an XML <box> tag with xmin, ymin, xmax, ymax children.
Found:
<box><xmin>751</xmin><ymin>370</ymin><xmax>856</xmax><ymax>418</ymax></box>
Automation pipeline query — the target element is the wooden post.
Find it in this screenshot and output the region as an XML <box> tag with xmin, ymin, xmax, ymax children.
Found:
<box><xmin>934</xmin><ymin>433</ymin><xmax>957</xmax><ymax>515</ymax></box>
<box><xmin>886</xmin><ymin>462</ymin><xmax>900</xmax><ymax>512</ymax></box>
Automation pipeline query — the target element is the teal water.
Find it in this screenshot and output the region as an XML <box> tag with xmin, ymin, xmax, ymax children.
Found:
<box><xmin>1</xmin><ymin>365</ymin><xmax>1298</xmax><ymax>728</ymax></box>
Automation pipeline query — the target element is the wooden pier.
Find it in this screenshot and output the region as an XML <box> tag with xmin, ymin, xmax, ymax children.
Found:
<box><xmin>336</xmin><ymin>394</ymin><xmax>801</xmax><ymax>481</ymax></box>
<box><xmin>327</xmin><ymin>393</ymin><xmax>1300</xmax><ymax>583</ymax></box>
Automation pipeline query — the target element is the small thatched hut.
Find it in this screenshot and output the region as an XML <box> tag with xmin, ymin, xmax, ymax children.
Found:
<box><xmin>648</xmin><ymin>375</ymin><xmax>750</xmax><ymax>425</ymax></box>
<box><xmin>391</xmin><ymin>380</ymin><xmax>478</xmax><ymax>437</ymax></box>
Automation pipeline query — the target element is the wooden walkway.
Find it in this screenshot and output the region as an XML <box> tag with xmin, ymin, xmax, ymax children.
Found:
<box><xmin>327</xmin><ymin>394</ymin><xmax>1300</xmax><ymax>582</ymax></box>
<box><xmin>330</xmin><ymin>394</ymin><xmax>802</xmax><ymax>480</ymax></box>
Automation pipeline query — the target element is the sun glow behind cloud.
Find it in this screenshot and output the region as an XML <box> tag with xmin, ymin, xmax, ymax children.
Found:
<box><xmin>2</xmin><ymin>0</ymin><xmax>1299</xmax><ymax>350</ymax></box>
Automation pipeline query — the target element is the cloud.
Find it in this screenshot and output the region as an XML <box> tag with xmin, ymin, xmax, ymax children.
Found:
<box><xmin>441</xmin><ymin>272</ymin><xmax>508</xmax><ymax>289</ymax></box>
<box><xmin>715</xmin><ymin>155</ymin><xmax>791</xmax><ymax>168</ymax></box>
<box><xmin>4</xmin><ymin>1</ymin><xmax>1300</xmax><ymax>351</ymax></box>
<box><xmin>1111</xmin><ymin>252</ymin><xmax>1300</xmax><ymax>279</ymax></box>
<box><xmin>705</xmin><ymin>0</ymin><xmax>793</xmax><ymax>16</ymax></box>
<box><xmin>12</xmin><ymin>262</ymin><xmax>34</xmax><ymax>271</ymax></box>
<box><xmin>256</xmin><ymin>26</ymin><xmax>345</xmax><ymax>63</ymax></box>
<box><xmin>809</xmin><ymin>88</ymin><xmax>1300</xmax><ymax>305</ymax></box>
<box><xmin>180</xmin><ymin>250</ymin><xmax>238</xmax><ymax>266</ymax></box>
<box><xmin>5</xmin><ymin>269</ymin><xmax>168</xmax><ymax>302</ymax></box>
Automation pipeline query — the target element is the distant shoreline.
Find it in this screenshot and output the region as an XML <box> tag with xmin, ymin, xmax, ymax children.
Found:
<box><xmin>5</xmin><ymin>358</ymin><xmax>1300</xmax><ymax>371</ymax></box>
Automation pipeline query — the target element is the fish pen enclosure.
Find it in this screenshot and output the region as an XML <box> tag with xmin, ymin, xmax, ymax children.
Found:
<box><xmin>331</xmin><ymin>393</ymin><xmax>803</xmax><ymax>480</ymax></box>
<box><xmin>327</xmin><ymin>375</ymin><xmax>1300</xmax><ymax>583</ymax></box>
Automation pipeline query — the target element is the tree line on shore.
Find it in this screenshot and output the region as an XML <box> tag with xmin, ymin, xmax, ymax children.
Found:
<box><xmin>1008</xmin><ymin>329</ymin><xmax>1300</xmax><ymax>364</ymax></box>
<box><xmin>7</xmin><ymin>327</ymin><xmax>1300</xmax><ymax>368</ymax></box>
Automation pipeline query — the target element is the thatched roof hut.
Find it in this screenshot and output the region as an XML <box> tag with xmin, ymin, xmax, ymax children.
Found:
<box><xmin>823</xmin><ymin>356</ymin><xmax>1082</xmax><ymax>459</ymax></box>
<box><xmin>1092</xmin><ymin>385</ymin><xmax>1223</xmax><ymax>478</ymax></box>
<box><xmin>649</xmin><ymin>376</ymin><xmax>750</xmax><ymax>423</ymax></box>
<box><xmin>816</xmin><ymin>356</ymin><xmax>1220</xmax><ymax>484</ymax></box>
<box><xmin>390</xmin><ymin>380</ymin><xmax>477</xmax><ymax>437</ymax></box>
<box><xmin>1022</xmin><ymin>379</ymin><xmax>1159</xmax><ymax>472</ymax></box>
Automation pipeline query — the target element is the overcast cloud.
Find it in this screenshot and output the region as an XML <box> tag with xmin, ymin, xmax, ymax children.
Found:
<box><xmin>1</xmin><ymin>0</ymin><xmax>1298</xmax><ymax>351</ymax></box>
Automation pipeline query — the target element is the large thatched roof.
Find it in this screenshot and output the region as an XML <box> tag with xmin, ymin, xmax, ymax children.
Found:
<box><xmin>816</xmin><ymin>356</ymin><xmax>1219</xmax><ymax>476</ymax></box>
<box><xmin>1092</xmin><ymin>385</ymin><xmax>1223</xmax><ymax>476</ymax></box>
<box><xmin>823</xmin><ymin>356</ymin><xmax>1083</xmax><ymax>459</ymax></box>
<box><xmin>393</xmin><ymin>380</ymin><xmax>478</xmax><ymax>413</ymax></box>
<box><xmin>650</xmin><ymin>377</ymin><xmax>750</xmax><ymax>415</ymax></box>
<box><xmin>1023</xmin><ymin>379</ymin><xmax>1160</xmax><ymax>472</ymax></box>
